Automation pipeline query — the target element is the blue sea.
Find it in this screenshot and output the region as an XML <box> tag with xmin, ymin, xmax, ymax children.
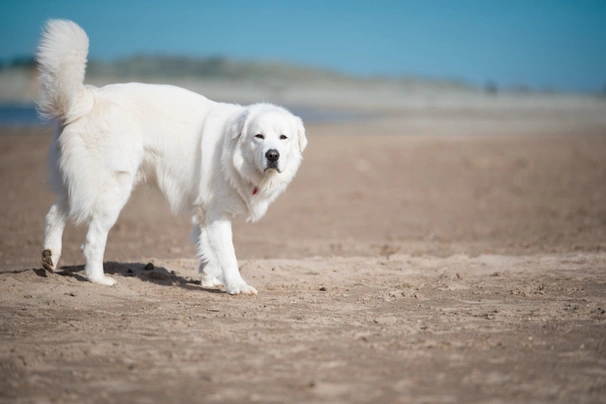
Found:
<box><xmin>0</xmin><ymin>104</ymin><xmax>48</xmax><ymax>126</ymax></box>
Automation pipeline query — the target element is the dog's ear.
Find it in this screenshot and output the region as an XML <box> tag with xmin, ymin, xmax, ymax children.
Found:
<box><xmin>296</xmin><ymin>116</ymin><xmax>307</xmax><ymax>152</ymax></box>
<box><xmin>231</xmin><ymin>110</ymin><xmax>249</xmax><ymax>140</ymax></box>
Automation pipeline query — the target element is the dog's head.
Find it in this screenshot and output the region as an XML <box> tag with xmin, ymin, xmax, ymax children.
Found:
<box><xmin>231</xmin><ymin>103</ymin><xmax>307</xmax><ymax>188</ymax></box>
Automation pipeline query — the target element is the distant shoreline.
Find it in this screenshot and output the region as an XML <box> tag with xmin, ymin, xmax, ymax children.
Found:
<box><xmin>0</xmin><ymin>103</ymin><xmax>372</xmax><ymax>127</ymax></box>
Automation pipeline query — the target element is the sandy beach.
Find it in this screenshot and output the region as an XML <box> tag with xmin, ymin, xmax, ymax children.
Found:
<box><xmin>1</xmin><ymin>99</ymin><xmax>606</xmax><ymax>402</ymax></box>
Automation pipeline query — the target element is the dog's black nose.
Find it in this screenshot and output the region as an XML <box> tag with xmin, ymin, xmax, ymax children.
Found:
<box><xmin>266</xmin><ymin>149</ymin><xmax>280</xmax><ymax>162</ymax></box>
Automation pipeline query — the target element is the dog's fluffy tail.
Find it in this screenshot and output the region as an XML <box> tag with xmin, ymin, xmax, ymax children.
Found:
<box><xmin>36</xmin><ymin>19</ymin><xmax>91</xmax><ymax>122</ymax></box>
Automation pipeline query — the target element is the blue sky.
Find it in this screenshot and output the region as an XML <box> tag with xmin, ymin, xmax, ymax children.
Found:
<box><xmin>1</xmin><ymin>0</ymin><xmax>605</xmax><ymax>92</ymax></box>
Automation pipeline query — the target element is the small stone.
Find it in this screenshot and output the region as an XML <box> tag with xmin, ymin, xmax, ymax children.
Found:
<box><xmin>319</xmin><ymin>286</ymin><xmax>327</xmax><ymax>291</ymax></box>
<box><xmin>144</xmin><ymin>263</ymin><xmax>154</xmax><ymax>271</ymax></box>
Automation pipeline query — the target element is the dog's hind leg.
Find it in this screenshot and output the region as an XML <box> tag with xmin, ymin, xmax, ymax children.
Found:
<box><xmin>82</xmin><ymin>173</ymin><xmax>134</xmax><ymax>286</ymax></box>
<box><xmin>42</xmin><ymin>196</ymin><xmax>68</xmax><ymax>272</ymax></box>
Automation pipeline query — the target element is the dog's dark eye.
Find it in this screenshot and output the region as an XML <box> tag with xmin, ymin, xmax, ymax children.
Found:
<box><xmin>255</xmin><ymin>134</ymin><xmax>264</xmax><ymax>139</ymax></box>
<box><xmin>280</xmin><ymin>135</ymin><xmax>287</xmax><ymax>140</ymax></box>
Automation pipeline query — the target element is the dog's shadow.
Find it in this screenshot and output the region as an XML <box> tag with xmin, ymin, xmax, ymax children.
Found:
<box><xmin>40</xmin><ymin>262</ymin><xmax>223</xmax><ymax>293</ymax></box>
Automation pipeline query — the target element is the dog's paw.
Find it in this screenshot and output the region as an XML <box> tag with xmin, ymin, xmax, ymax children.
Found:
<box><xmin>88</xmin><ymin>275</ymin><xmax>117</xmax><ymax>286</ymax></box>
<box><xmin>226</xmin><ymin>281</ymin><xmax>257</xmax><ymax>296</ymax></box>
<box><xmin>201</xmin><ymin>276</ymin><xmax>223</xmax><ymax>288</ymax></box>
<box><xmin>41</xmin><ymin>249</ymin><xmax>55</xmax><ymax>272</ymax></box>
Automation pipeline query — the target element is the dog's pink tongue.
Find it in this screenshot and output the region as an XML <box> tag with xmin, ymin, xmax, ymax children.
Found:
<box><xmin>252</xmin><ymin>187</ymin><xmax>258</xmax><ymax>196</ymax></box>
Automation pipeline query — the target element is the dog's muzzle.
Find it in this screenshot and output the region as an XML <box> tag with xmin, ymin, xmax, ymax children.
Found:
<box><xmin>265</xmin><ymin>149</ymin><xmax>280</xmax><ymax>171</ymax></box>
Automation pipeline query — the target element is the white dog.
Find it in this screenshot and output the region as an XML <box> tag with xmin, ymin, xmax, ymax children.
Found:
<box><xmin>37</xmin><ymin>20</ymin><xmax>307</xmax><ymax>295</ymax></box>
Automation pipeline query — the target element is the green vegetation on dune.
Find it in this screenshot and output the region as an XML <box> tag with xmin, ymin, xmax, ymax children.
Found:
<box><xmin>86</xmin><ymin>55</ymin><xmax>350</xmax><ymax>83</ymax></box>
<box><xmin>1</xmin><ymin>53</ymin><xmax>473</xmax><ymax>91</ymax></box>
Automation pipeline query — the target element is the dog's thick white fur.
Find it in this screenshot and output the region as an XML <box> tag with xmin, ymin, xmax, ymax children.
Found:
<box><xmin>37</xmin><ymin>20</ymin><xmax>307</xmax><ymax>295</ymax></box>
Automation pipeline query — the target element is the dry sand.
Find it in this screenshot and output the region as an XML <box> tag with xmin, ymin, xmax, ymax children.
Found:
<box><xmin>1</xmin><ymin>108</ymin><xmax>606</xmax><ymax>403</ymax></box>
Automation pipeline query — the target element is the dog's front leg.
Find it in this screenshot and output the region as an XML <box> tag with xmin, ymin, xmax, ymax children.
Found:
<box><xmin>192</xmin><ymin>223</ymin><xmax>224</xmax><ymax>288</ymax></box>
<box><xmin>204</xmin><ymin>214</ymin><xmax>257</xmax><ymax>295</ymax></box>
